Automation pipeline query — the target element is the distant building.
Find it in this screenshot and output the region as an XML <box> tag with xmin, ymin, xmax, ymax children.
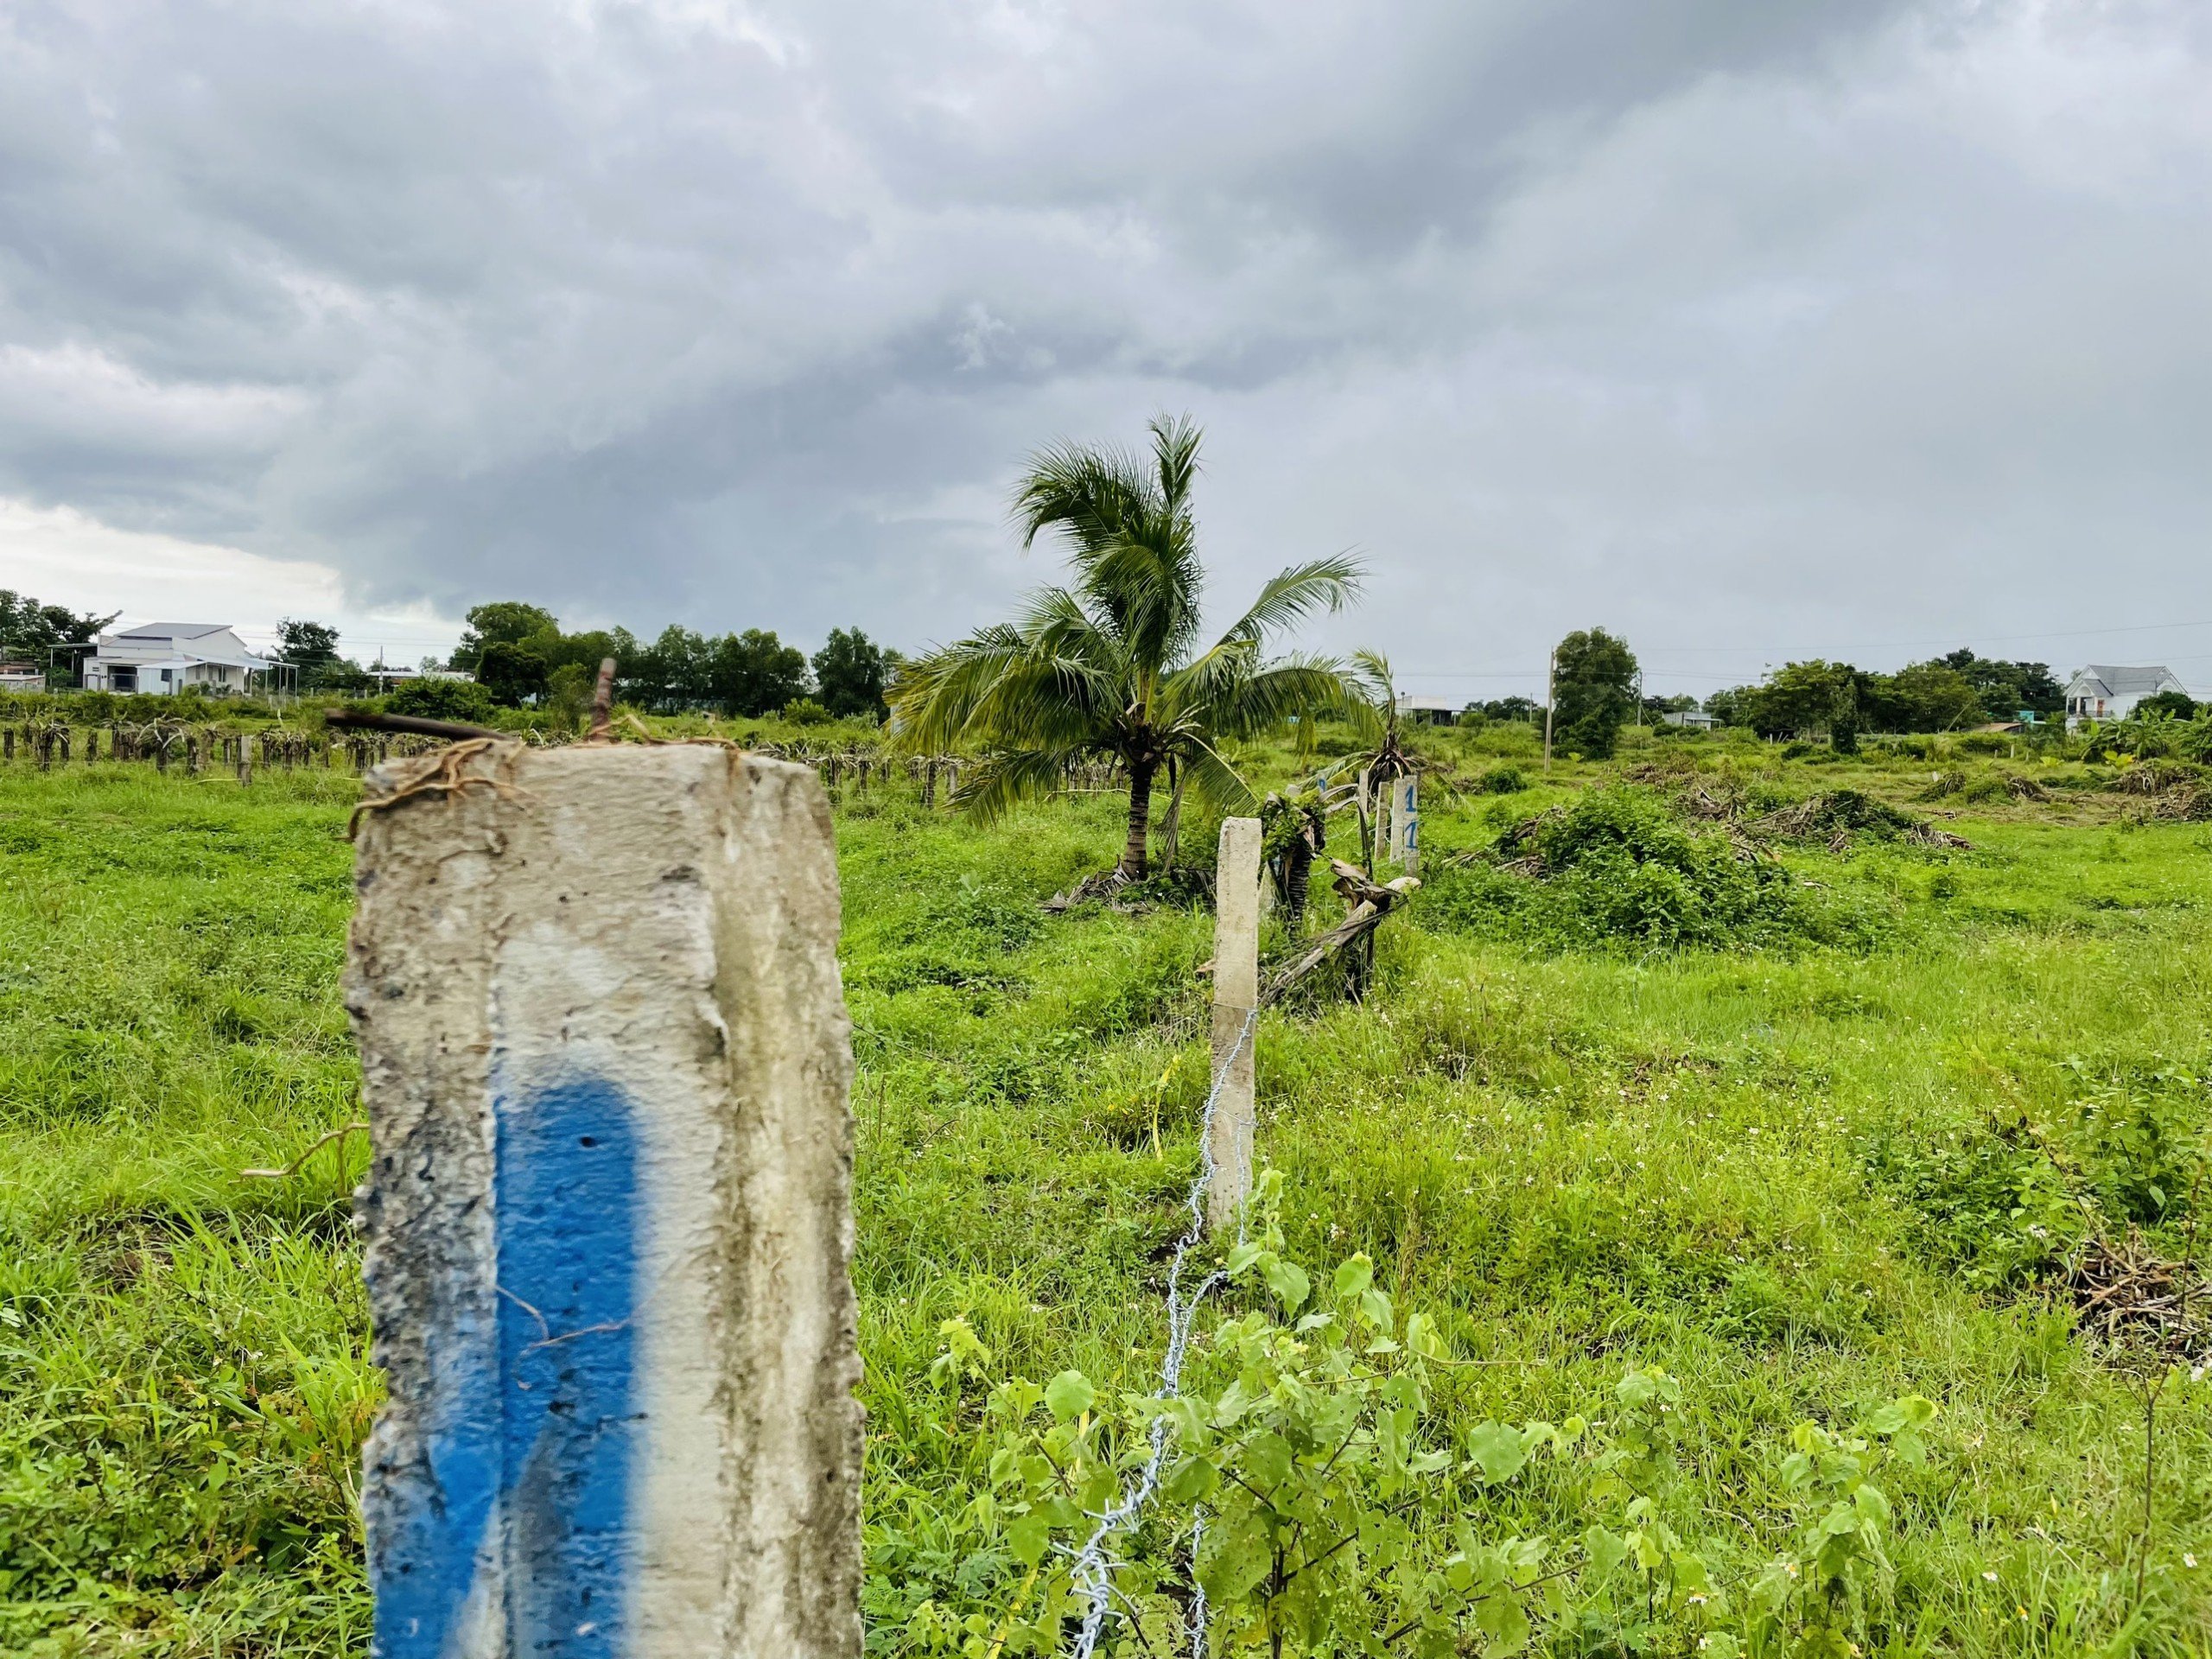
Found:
<box><xmin>0</xmin><ymin>661</ymin><xmax>44</xmax><ymax>692</ymax></box>
<box><xmin>1394</xmin><ymin>694</ymin><xmax>1463</xmax><ymax>725</ymax></box>
<box><xmin>83</xmin><ymin>623</ymin><xmax>274</xmax><ymax>696</ymax></box>
<box><xmin>1662</xmin><ymin>709</ymin><xmax>1716</xmax><ymax>729</ymax></box>
<box><xmin>2063</xmin><ymin>664</ymin><xmax>2187</xmax><ymax>728</ymax></box>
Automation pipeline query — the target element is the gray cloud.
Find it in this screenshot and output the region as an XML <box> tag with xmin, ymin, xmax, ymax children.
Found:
<box><xmin>2</xmin><ymin>0</ymin><xmax>2208</xmax><ymax>691</ymax></box>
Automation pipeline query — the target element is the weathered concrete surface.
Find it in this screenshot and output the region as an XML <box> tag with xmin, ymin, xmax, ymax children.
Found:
<box><xmin>347</xmin><ymin>743</ymin><xmax>861</xmax><ymax>1659</ymax></box>
<box><xmin>1205</xmin><ymin>816</ymin><xmax>1261</xmax><ymax>1236</ymax></box>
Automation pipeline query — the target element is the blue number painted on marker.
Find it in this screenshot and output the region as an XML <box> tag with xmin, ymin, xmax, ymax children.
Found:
<box><xmin>372</xmin><ymin>1080</ymin><xmax>640</xmax><ymax>1659</ymax></box>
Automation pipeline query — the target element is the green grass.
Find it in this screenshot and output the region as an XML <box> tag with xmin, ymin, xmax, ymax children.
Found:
<box><xmin>2</xmin><ymin>742</ymin><xmax>2210</xmax><ymax>1655</ymax></box>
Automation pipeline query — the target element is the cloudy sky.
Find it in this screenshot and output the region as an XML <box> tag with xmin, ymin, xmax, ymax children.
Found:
<box><xmin>3</xmin><ymin>0</ymin><xmax>2208</xmax><ymax>695</ymax></box>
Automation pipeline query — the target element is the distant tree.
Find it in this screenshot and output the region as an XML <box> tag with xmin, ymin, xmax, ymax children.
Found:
<box><xmin>635</xmin><ymin>626</ymin><xmax>716</xmax><ymax>709</ymax></box>
<box><xmin>888</xmin><ymin>415</ymin><xmax>1361</xmax><ymax>880</ymax></box>
<box><xmin>475</xmin><ymin>641</ymin><xmax>551</xmax><ymax>706</ymax></box>
<box><xmin>1471</xmin><ymin>695</ymin><xmax>1541</xmax><ymax>723</ymax></box>
<box><xmin>1703</xmin><ymin>686</ymin><xmax>1750</xmax><ymax>727</ymax></box>
<box><xmin>711</xmin><ymin>629</ymin><xmax>810</xmax><ymax>716</ymax></box>
<box><xmin>2133</xmin><ymin>689</ymin><xmax>2197</xmax><ymax>721</ymax></box>
<box><xmin>385</xmin><ymin>677</ymin><xmax>499</xmax><ymax>724</ymax></box>
<box><xmin>1936</xmin><ymin>649</ymin><xmax>2063</xmax><ymax>721</ymax></box>
<box><xmin>1878</xmin><ymin>661</ymin><xmax>1982</xmax><ymax>732</ymax></box>
<box><xmin>812</xmin><ymin>627</ymin><xmax>891</xmax><ymax>720</ymax></box>
<box><xmin>453</xmin><ymin>601</ymin><xmax>559</xmax><ymax>671</ymax></box>
<box><xmin>0</xmin><ymin>591</ymin><xmax>117</xmax><ymax>684</ymax></box>
<box><xmin>1550</xmin><ymin>629</ymin><xmax>1638</xmax><ymax>759</ymax></box>
<box><xmin>276</xmin><ymin>618</ymin><xmax>340</xmax><ymax>671</ymax></box>
<box><xmin>275</xmin><ymin>617</ymin><xmax>357</xmax><ymax>691</ymax></box>
<box><xmin>1731</xmin><ymin>661</ymin><xmax>1875</xmax><ymax>741</ymax></box>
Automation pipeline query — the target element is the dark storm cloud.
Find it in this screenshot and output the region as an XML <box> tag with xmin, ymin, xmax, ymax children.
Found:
<box><xmin>1</xmin><ymin>0</ymin><xmax>2208</xmax><ymax>688</ymax></box>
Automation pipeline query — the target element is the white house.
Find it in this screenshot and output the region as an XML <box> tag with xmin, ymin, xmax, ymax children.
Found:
<box><xmin>0</xmin><ymin>661</ymin><xmax>44</xmax><ymax>692</ymax></box>
<box><xmin>1395</xmin><ymin>694</ymin><xmax>1463</xmax><ymax>726</ymax></box>
<box><xmin>83</xmin><ymin>623</ymin><xmax>274</xmax><ymax>696</ymax></box>
<box><xmin>2063</xmin><ymin>664</ymin><xmax>2188</xmax><ymax>728</ymax></box>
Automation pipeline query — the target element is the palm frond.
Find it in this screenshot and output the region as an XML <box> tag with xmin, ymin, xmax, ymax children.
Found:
<box><xmin>1011</xmin><ymin>443</ymin><xmax>1154</xmax><ymax>557</ymax></box>
<box><xmin>1340</xmin><ymin>646</ymin><xmax>1394</xmax><ymax>743</ymax></box>
<box><xmin>1214</xmin><ymin>555</ymin><xmax>1364</xmax><ymax>652</ymax></box>
<box><xmin>1166</xmin><ymin>734</ymin><xmax>1256</xmax><ymax>817</ymax></box>
<box><xmin>1204</xmin><ymin>656</ymin><xmax>1361</xmax><ymax>743</ymax></box>
<box><xmin>950</xmin><ymin>746</ymin><xmax>1089</xmax><ymax>828</ymax></box>
<box><xmin>1149</xmin><ymin>412</ymin><xmax>1203</xmax><ymax>515</ymax></box>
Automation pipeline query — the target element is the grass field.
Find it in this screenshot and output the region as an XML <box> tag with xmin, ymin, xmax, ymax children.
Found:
<box><xmin>2</xmin><ymin>730</ymin><xmax>2209</xmax><ymax>1656</ymax></box>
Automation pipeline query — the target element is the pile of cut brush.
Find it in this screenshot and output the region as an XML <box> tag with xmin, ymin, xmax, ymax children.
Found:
<box><xmin>1751</xmin><ymin>788</ymin><xmax>1973</xmax><ymax>853</ymax></box>
<box><xmin>2112</xmin><ymin>761</ymin><xmax>2212</xmax><ymax>823</ymax></box>
<box><xmin>1614</xmin><ymin>766</ymin><xmax>1972</xmax><ymax>853</ymax></box>
<box><xmin>2067</xmin><ymin>1230</ymin><xmax>2208</xmax><ymax>1361</ymax></box>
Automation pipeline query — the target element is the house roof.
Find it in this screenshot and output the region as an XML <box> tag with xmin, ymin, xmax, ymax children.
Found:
<box><xmin>114</xmin><ymin>622</ymin><xmax>233</xmax><ymax>640</ymax></box>
<box><xmin>2069</xmin><ymin>664</ymin><xmax>2183</xmax><ymax>697</ymax></box>
<box><xmin>1395</xmin><ymin>694</ymin><xmax>1461</xmax><ymax>713</ymax></box>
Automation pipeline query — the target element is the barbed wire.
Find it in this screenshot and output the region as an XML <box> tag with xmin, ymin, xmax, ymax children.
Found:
<box><xmin>1066</xmin><ymin>1002</ymin><xmax>1257</xmax><ymax>1659</ymax></box>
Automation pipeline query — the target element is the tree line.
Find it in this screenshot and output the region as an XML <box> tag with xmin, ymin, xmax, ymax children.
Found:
<box><xmin>281</xmin><ymin>604</ymin><xmax>897</xmax><ymax>722</ymax></box>
<box><xmin>1456</xmin><ymin>636</ymin><xmax>2077</xmax><ymax>757</ymax></box>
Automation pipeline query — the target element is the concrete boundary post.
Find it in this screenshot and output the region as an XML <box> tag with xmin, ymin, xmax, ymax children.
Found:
<box><xmin>348</xmin><ymin>742</ymin><xmax>863</xmax><ymax>1659</ymax></box>
<box><xmin>1390</xmin><ymin>772</ymin><xmax>1419</xmax><ymax>874</ymax></box>
<box><xmin>1206</xmin><ymin>816</ymin><xmax>1262</xmax><ymax>1236</ymax></box>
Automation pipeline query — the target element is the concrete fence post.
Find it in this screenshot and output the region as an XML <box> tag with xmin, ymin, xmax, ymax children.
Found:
<box><xmin>1205</xmin><ymin>815</ymin><xmax>1262</xmax><ymax>1236</ymax></box>
<box><xmin>347</xmin><ymin>742</ymin><xmax>863</xmax><ymax>1659</ymax></box>
<box><xmin>1390</xmin><ymin>772</ymin><xmax>1418</xmax><ymax>874</ymax></box>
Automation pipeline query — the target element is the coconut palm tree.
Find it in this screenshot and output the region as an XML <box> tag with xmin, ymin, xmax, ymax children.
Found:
<box><xmin>887</xmin><ymin>415</ymin><xmax>1363</xmax><ymax>880</ymax></box>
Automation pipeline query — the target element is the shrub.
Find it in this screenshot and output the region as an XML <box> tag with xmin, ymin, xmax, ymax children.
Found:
<box><xmin>382</xmin><ymin>678</ymin><xmax>498</xmax><ymax>724</ymax></box>
<box><xmin>782</xmin><ymin>696</ymin><xmax>832</xmax><ymax>726</ymax></box>
<box><xmin>1424</xmin><ymin>788</ymin><xmax>1879</xmax><ymax>953</ymax></box>
<box><xmin>1475</xmin><ymin>763</ymin><xmax>1529</xmax><ymax>794</ymax></box>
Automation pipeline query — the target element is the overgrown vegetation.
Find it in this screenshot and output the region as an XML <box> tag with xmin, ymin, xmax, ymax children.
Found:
<box><xmin>3</xmin><ymin>723</ymin><xmax>2209</xmax><ymax>1654</ymax></box>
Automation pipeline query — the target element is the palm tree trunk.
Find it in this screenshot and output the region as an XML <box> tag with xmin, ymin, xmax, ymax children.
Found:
<box><xmin>1157</xmin><ymin>759</ymin><xmax>1188</xmax><ymax>875</ymax></box>
<box><xmin>1283</xmin><ymin>840</ymin><xmax>1313</xmax><ymax>931</ymax></box>
<box><xmin>1119</xmin><ymin>761</ymin><xmax>1155</xmax><ymax>880</ymax></box>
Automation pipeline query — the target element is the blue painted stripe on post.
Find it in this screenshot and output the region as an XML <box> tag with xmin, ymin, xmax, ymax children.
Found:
<box><xmin>372</xmin><ymin>1080</ymin><xmax>642</xmax><ymax>1659</ymax></box>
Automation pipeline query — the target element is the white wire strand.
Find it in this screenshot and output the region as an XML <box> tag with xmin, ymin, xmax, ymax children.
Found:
<box><xmin>1065</xmin><ymin>1003</ymin><xmax>1258</xmax><ymax>1659</ymax></box>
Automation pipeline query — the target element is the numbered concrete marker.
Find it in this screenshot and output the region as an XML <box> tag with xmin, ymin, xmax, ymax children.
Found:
<box><xmin>1390</xmin><ymin>772</ymin><xmax>1419</xmax><ymax>874</ymax></box>
<box><xmin>1206</xmin><ymin>816</ymin><xmax>1262</xmax><ymax>1235</ymax></box>
<box><xmin>348</xmin><ymin>743</ymin><xmax>862</xmax><ymax>1659</ymax></box>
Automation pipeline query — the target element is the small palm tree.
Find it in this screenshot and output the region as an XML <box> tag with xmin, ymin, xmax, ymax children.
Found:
<box><xmin>888</xmin><ymin>415</ymin><xmax>1363</xmax><ymax>880</ymax></box>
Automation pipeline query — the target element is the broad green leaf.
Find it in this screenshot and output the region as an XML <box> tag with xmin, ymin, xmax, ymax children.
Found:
<box><xmin>1197</xmin><ymin>1516</ymin><xmax>1272</xmax><ymax>1604</ymax></box>
<box><xmin>1263</xmin><ymin>1257</ymin><xmax>1312</xmax><ymax>1313</ymax></box>
<box><xmin>1163</xmin><ymin>1454</ymin><xmax>1219</xmax><ymax>1504</ymax></box>
<box><xmin>1466</xmin><ymin>1421</ymin><xmax>1529</xmax><ymax>1484</ymax></box>
<box><xmin>1044</xmin><ymin>1370</ymin><xmax>1096</xmax><ymax>1421</ymax></box>
<box><xmin>1474</xmin><ymin>1590</ymin><xmax>1530</xmax><ymax>1652</ymax></box>
<box><xmin>1333</xmin><ymin>1253</ymin><xmax>1375</xmax><ymax>1299</ymax></box>
<box><xmin>1007</xmin><ymin>1510</ymin><xmax>1051</xmax><ymax>1568</ymax></box>
<box><xmin>1583</xmin><ymin>1526</ymin><xmax>1629</xmax><ymax>1576</ymax></box>
<box><xmin>1359</xmin><ymin>1287</ymin><xmax>1395</xmax><ymax>1330</ymax></box>
<box><xmin>1245</xmin><ymin>1430</ymin><xmax>1294</xmax><ymax>1491</ymax></box>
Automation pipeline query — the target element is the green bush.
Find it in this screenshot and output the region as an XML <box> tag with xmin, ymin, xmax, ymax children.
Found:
<box><xmin>1422</xmin><ymin>788</ymin><xmax>1879</xmax><ymax>953</ymax></box>
<box><xmin>382</xmin><ymin>678</ymin><xmax>498</xmax><ymax>724</ymax></box>
<box><xmin>1475</xmin><ymin>763</ymin><xmax>1529</xmax><ymax>794</ymax></box>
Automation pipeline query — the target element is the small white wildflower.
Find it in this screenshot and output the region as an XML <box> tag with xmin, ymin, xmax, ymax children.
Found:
<box><xmin>1982</xmin><ymin>1571</ymin><xmax>1998</xmax><ymax>1582</ymax></box>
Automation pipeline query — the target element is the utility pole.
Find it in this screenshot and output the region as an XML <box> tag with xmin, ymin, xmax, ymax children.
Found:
<box><xmin>1543</xmin><ymin>645</ymin><xmax>1556</xmax><ymax>773</ymax></box>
